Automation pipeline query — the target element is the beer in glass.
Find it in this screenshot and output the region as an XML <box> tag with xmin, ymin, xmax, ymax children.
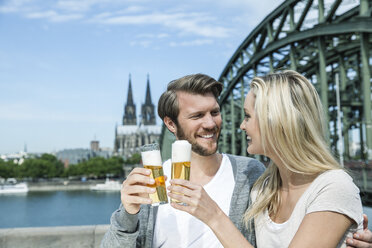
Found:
<box><xmin>171</xmin><ymin>140</ymin><xmax>192</xmax><ymax>204</ymax></box>
<box><xmin>140</xmin><ymin>143</ymin><xmax>168</xmax><ymax>206</ymax></box>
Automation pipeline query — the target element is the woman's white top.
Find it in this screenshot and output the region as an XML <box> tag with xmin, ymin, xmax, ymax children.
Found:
<box><xmin>252</xmin><ymin>169</ymin><xmax>363</xmax><ymax>248</ymax></box>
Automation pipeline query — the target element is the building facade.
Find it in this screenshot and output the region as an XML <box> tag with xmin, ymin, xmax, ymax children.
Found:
<box><xmin>114</xmin><ymin>74</ymin><xmax>161</xmax><ymax>159</ymax></box>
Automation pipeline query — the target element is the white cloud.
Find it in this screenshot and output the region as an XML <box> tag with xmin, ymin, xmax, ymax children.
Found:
<box><xmin>169</xmin><ymin>39</ymin><xmax>213</xmax><ymax>47</ymax></box>
<box><xmin>56</xmin><ymin>0</ymin><xmax>97</xmax><ymax>12</ymax></box>
<box><xmin>56</xmin><ymin>0</ymin><xmax>112</xmax><ymax>12</ymax></box>
<box><xmin>1</xmin><ymin>1</ymin><xmax>233</xmax><ymax>38</ymax></box>
<box><xmin>95</xmin><ymin>12</ymin><xmax>230</xmax><ymax>38</ymax></box>
<box><xmin>92</xmin><ymin>11</ymin><xmax>112</xmax><ymax>19</ymax></box>
<box><xmin>0</xmin><ymin>0</ymin><xmax>31</xmax><ymax>13</ymax></box>
<box><xmin>136</xmin><ymin>33</ymin><xmax>169</xmax><ymax>39</ymax></box>
<box><xmin>56</xmin><ymin>0</ymin><xmax>145</xmax><ymax>13</ymax></box>
<box><xmin>157</xmin><ymin>33</ymin><xmax>169</xmax><ymax>38</ymax></box>
<box><xmin>121</xmin><ymin>6</ymin><xmax>145</xmax><ymax>13</ymax></box>
<box><xmin>130</xmin><ymin>40</ymin><xmax>152</xmax><ymax>48</ymax></box>
<box><xmin>26</xmin><ymin>10</ymin><xmax>83</xmax><ymax>22</ymax></box>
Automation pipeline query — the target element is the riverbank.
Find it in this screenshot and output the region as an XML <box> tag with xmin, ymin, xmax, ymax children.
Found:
<box><xmin>25</xmin><ymin>179</ymin><xmax>123</xmax><ymax>192</ymax></box>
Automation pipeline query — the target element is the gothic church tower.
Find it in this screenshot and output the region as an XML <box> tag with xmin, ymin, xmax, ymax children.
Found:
<box><xmin>141</xmin><ymin>74</ymin><xmax>156</xmax><ymax>125</ymax></box>
<box><xmin>122</xmin><ymin>74</ymin><xmax>137</xmax><ymax>125</ymax></box>
<box><xmin>114</xmin><ymin>74</ymin><xmax>161</xmax><ymax>160</ymax></box>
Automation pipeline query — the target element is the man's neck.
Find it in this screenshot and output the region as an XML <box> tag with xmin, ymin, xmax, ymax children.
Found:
<box><xmin>189</xmin><ymin>152</ymin><xmax>223</xmax><ymax>186</ymax></box>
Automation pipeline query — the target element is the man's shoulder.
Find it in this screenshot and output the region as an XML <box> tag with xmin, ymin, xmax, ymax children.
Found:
<box><xmin>225</xmin><ymin>154</ymin><xmax>263</xmax><ymax>166</ymax></box>
<box><xmin>225</xmin><ymin>154</ymin><xmax>265</xmax><ymax>176</ymax></box>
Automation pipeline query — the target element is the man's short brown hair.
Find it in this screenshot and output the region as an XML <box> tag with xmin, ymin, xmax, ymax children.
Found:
<box><xmin>157</xmin><ymin>74</ymin><xmax>223</xmax><ymax>124</ymax></box>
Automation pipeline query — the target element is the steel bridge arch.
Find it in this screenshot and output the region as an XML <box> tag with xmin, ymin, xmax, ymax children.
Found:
<box><xmin>218</xmin><ymin>0</ymin><xmax>372</xmax><ymax>161</ymax></box>
<box><xmin>159</xmin><ymin>0</ymin><xmax>372</xmax><ymax>161</ymax></box>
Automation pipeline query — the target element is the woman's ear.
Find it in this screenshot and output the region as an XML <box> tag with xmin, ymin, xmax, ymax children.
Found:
<box><xmin>164</xmin><ymin>116</ymin><xmax>177</xmax><ymax>134</ymax></box>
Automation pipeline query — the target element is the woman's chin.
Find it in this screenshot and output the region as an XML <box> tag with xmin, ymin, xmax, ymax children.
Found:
<box><xmin>247</xmin><ymin>147</ymin><xmax>255</xmax><ymax>155</ymax></box>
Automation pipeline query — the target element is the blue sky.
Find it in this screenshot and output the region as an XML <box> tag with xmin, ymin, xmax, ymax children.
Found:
<box><xmin>0</xmin><ymin>0</ymin><xmax>282</xmax><ymax>154</ymax></box>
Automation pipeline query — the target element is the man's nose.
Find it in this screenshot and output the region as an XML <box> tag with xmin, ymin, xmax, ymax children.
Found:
<box><xmin>202</xmin><ymin>114</ymin><xmax>216</xmax><ymax>128</ymax></box>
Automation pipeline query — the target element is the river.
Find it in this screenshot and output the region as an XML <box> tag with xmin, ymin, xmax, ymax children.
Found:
<box><xmin>0</xmin><ymin>190</ymin><xmax>121</xmax><ymax>228</ymax></box>
<box><xmin>1</xmin><ymin>190</ymin><xmax>372</xmax><ymax>229</ymax></box>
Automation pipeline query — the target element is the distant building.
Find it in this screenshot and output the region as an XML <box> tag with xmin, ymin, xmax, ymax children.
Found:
<box><xmin>56</xmin><ymin>141</ymin><xmax>112</xmax><ymax>167</ymax></box>
<box><xmin>90</xmin><ymin>140</ymin><xmax>99</xmax><ymax>152</ymax></box>
<box><xmin>114</xmin><ymin>74</ymin><xmax>161</xmax><ymax>159</ymax></box>
<box><xmin>0</xmin><ymin>145</ymin><xmax>30</xmax><ymax>165</ymax></box>
<box><xmin>0</xmin><ymin>151</ymin><xmax>28</xmax><ymax>165</ymax></box>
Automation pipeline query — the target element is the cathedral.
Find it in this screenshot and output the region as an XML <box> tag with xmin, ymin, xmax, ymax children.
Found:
<box><xmin>114</xmin><ymin>74</ymin><xmax>161</xmax><ymax>159</ymax></box>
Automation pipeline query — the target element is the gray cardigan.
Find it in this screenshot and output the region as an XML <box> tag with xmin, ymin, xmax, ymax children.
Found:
<box><xmin>101</xmin><ymin>154</ymin><xmax>265</xmax><ymax>248</ymax></box>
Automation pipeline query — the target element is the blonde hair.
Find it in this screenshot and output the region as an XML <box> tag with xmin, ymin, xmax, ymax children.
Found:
<box><xmin>243</xmin><ymin>70</ymin><xmax>341</xmax><ymax>227</ymax></box>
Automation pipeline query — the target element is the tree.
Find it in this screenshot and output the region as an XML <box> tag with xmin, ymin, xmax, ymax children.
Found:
<box><xmin>17</xmin><ymin>154</ymin><xmax>64</xmax><ymax>179</ymax></box>
<box><xmin>64</xmin><ymin>156</ymin><xmax>124</xmax><ymax>178</ymax></box>
<box><xmin>125</xmin><ymin>153</ymin><xmax>141</xmax><ymax>165</ymax></box>
<box><xmin>0</xmin><ymin>159</ymin><xmax>18</xmax><ymax>179</ymax></box>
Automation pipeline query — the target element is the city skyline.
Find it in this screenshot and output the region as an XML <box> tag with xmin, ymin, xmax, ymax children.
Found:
<box><xmin>0</xmin><ymin>0</ymin><xmax>282</xmax><ymax>154</ymax></box>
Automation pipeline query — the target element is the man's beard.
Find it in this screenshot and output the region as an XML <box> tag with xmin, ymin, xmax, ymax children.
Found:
<box><xmin>175</xmin><ymin>123</ymin><xmax>220</xmax><ymax>156</ymax></box>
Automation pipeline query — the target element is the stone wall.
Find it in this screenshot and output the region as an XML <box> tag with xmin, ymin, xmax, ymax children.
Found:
<box><xmin>0</xmin><ymin>225</ymin><xmax>109</xmax><ymax>248</ymax></box>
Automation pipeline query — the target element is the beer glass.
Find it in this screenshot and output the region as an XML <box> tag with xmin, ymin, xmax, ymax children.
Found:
<box><xmin>140</xmin><ymin>143</ymin><xmax>168</xmax><ymax>206</ymax></box>
<box><xmin>171</xmin><ymin>140</ymin><xmax>192</xmax><ymax>204</ymax></box>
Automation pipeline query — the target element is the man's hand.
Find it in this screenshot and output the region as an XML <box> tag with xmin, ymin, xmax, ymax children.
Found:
<box><xmin>346</xmin><ymin>214</ymin><xmax>372</xmax><ymax>248</ymax></box>
<box><xmin>120</xmin><ymin>168</ymin><xmax>156</xmax><ymax>214</ymax></box>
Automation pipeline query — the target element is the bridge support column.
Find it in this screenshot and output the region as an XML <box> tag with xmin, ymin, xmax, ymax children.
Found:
<box><xmin>240</xmin><ymin>79</ymin><xmax>247</xmax><ymax>156</ymax></box>
<box><xmin>230</xmin><ymin>95</ymin><xmax>236</xmax><ymax>155</ymax></box>
<box><xmin>360</xmin><ymin>32</ymin><xmax>372</xmax><ymax>160</ymax></box>
<box><xmin>338</xmin><ymin>55</ymin><xmax>350</xmax><ymax>160</ymax></box>
<box><xmin>317</xmin><ymin>36</ymin><xmax>329</xmax><ymax>139</ymax></box>
<box><xmin>222</xmin><ymin>107</ymin><xmax>228</xmax><ymax>153</ymax></box>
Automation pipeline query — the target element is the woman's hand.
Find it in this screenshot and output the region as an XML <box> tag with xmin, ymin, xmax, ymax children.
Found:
<box><xmin>167</xmin><ymin>178</ymin><xmax>254</xmax><ymax>248</ymax></box>
<box><xmin>167</xmin><ymin>179</ymin><xmax>222</xmax><ymax>227</ymax></box>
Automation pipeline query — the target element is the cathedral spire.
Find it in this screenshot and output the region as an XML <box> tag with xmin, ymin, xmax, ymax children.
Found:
<box><xmin>123</xmin><ymin>74</ymin><xmax>137</xmax><ymax>125</ymax></box>
<box><xmin>145</xmin><ymin>73</ymin><xmax>152</xmax><ymax>105</ymax></box>
<box><xmin>141</xmin><ymin>74</ymin><xmax>156</xmax><ymax>125</ymax></box>
<box><xmin>127</xmin><ymin>74</ymin><xmax>134</xmax><ymax>105</ymax></box>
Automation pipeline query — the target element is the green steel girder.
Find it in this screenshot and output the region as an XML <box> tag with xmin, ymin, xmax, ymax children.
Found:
<box><xmin>219</xmin><ymin>19</ymin><xmax>372</xmax><ymax>105</ymax></box>
<box><xmin>218</xmin><ymin>0</ymin><xmax>372</xmax><ymax>160</ymax></box>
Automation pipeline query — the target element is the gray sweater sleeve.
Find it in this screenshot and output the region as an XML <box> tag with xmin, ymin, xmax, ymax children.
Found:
<box><xmin>100</xmin><ymin>204</ymin><xmax>140</xmax><ymax>248</ymax></box>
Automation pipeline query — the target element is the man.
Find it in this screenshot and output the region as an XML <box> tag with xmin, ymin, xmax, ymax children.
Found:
<box><xmin>102</xmin><ymin>74</ymin><xmax>372</xmax><ymax>248</ymax></box>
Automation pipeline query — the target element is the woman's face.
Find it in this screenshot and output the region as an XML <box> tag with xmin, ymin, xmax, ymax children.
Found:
<box><xmin>240</xmin><ymin>91</ymin><xmax>264</xmax><ymax>155</ymax></box>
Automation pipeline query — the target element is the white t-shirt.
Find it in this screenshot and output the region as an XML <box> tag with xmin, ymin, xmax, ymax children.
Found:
<box><xmin>152</xmin><ymin>154</ymin><xmax>235</xmax><ymax>248</ymax></box>
<box><xmin>252</xmin><ymin>169</ymin><xmax>363</xmax><ymax>248</ymax></box>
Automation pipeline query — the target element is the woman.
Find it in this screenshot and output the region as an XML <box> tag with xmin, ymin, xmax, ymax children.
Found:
<box><xmin>168</xmin><ymin>70</ymin><xmax>363</xmax><ymax>247</ymax></box>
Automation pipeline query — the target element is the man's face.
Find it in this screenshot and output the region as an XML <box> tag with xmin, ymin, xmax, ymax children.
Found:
<box><xmin>174</xmin><ymin>91</ymin><xmax>222</xmax><ymax>156</ymax></box>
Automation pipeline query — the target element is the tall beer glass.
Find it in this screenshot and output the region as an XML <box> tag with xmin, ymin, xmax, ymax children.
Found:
<box><xmin>171</xmin><ymin>140</ymin><xmax>192</xmax><ymax>204</ymax></box>
<box><xmin>140</xmin><ymin>143</ymin><xmax>168</xmax><ymax>206</ymax></box>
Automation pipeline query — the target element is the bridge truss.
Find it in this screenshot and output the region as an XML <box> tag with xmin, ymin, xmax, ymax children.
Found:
<box><xmin>218</xmin><ymin>0</ymin><xmax>372</xmax><ymax>161</ymax></box>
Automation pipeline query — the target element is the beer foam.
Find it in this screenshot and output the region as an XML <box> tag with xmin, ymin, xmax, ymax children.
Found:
<box><xmin>172</xmin><ymin>140</ymin><xmax>192</xmax><ymax>162</ymax></box>
<box><xmin>141</xmin><ymin>150</ymin><xmax>162</xmax><ymax>166</ymax></box>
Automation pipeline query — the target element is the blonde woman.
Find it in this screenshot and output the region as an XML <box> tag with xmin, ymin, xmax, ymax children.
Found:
<box><xmin>168</xmin><ymin>70</ymin><xmax>363</xmax><ymax>247</ymax></box>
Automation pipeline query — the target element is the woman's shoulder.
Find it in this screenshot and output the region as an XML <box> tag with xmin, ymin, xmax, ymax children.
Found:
<box><xmin>306</xmin><ymin>169</ymin><xmax>363</xmax><ymax>227</ymax></box>
<box><xmin>318</xmin><ymin>169</ymin><xmax>351</xmax><ymax>179</ymax></box>
<box><xmin>314</xmin><ymin>169</ymin><xmax>355</xmax><ymax>188</ymax></box>
<box><xmin>307</xmin><ymin>169</ymin><xmax>360</xmax><ymax>198</ymax></box>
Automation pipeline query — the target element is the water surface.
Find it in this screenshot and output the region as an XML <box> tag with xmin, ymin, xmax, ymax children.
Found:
<box><xmin>0</xmin><ymin>190</ymin><xmax>121</xmax><ymax>228</ymax></box>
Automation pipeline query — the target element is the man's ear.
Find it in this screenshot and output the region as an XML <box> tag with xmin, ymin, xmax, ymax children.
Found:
<box><xmin>164</xmin><ymin>116</ymin><xmax>176</xmax><ymax>134</ymax></box>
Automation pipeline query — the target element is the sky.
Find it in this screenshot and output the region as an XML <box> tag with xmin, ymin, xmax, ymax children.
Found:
<box><xmin>0</xmin><ymin>0</ymin><xmax>283</xmax><ymax>154</ymax></box>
